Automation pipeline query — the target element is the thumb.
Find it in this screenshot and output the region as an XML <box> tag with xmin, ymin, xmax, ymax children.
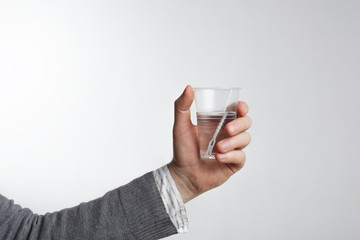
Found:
<box><xmin>174</xmin><ymin>85</ymin><xmax>194</xmax><ymax>127</ymax></box>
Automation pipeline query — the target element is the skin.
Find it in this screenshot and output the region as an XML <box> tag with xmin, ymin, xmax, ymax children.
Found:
<box><xmin>168</xmin><ymin>85</ymin><xmax>252</xmax><ymax>203</ymax></box>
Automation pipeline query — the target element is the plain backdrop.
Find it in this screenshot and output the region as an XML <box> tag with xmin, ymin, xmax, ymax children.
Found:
<box><xmin>1</xmin><ymin>1</ymin><xmax>359</xmax><ymax>239</ymax></box>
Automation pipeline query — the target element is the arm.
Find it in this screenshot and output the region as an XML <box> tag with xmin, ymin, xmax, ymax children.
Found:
<box><xmin>0</xmin><ymin>172</ymin><xmax>177</xmax><ymax>240</ymax></box>
<box><xmin>0</xmin><ymin>85</ymin><xmax>251</xmax><ymax>240</ymax></box>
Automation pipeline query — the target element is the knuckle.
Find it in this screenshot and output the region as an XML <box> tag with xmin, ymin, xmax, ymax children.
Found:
<box><xmin>174</xmin><ymin>98</ymin><xmax>187</xmax><ymax>112</ymax></box>
<box><xmin>174</xmin><ymin>99</ymin><xmax>179</xmax><ymax>107</ymax></box>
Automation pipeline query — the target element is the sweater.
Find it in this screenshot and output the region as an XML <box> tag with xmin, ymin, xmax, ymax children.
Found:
<box><xmin>0</xmin><ymin>172</ymin><xmax>178</xmax><ymax>240</ymax></box>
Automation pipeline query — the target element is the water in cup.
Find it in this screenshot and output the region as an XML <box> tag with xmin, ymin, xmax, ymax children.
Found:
<box><xmin>197</xmin><ymin>111</ymin><xmax>237</xmax><ymax>159</ymax></box>
<box><xmin>194</xmin><ymin>87</ymin><xmax>240</xmax><ymax>159</ymax></box>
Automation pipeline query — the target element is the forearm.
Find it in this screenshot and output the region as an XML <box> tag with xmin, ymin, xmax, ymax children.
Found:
<box><xmin>0</xmin><ymin>173</ymin><xmax>177</xmax><ymax>240</ymax></box>
<box><xmin>0</xmin><ymin>189</ymin><xmax>131</xmax><ymax>239</ymax></box>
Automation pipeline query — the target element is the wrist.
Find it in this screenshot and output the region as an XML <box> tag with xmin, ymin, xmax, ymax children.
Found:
<box><xmin>167</xmin><ymin>162</ymin><xmax>199</xmax><ymax>203</ymax></box>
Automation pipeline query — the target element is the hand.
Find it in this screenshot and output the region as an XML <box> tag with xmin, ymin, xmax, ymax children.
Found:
<box><xmin>168</xmin><ymin>85</ymin><xmax>252</xmax><ymax>203</ymax></box>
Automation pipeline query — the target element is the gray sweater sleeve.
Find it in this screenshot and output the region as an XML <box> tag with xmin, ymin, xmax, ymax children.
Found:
<box><xmin>0</xmin><ymin>172</ymin><xmax>178</xmax><ymax>240</ymax></box>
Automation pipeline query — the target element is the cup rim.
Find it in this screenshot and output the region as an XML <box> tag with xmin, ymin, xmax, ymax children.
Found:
<box><xmin>193</xmin><ymin>87</ymin><xmax>241</xmax><ymax>90</ymax></box>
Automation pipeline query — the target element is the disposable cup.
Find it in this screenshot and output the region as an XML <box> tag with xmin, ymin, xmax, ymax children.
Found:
<box><xmin>194</xmin><ymin>88</ymin><xmax>240</xmax><ymax>159</ymax></box>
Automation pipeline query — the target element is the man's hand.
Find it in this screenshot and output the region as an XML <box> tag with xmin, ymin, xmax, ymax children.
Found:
<box><xmin>168</xmin><ymin>85</ymin><xmax>252</xmax><ymax>203</ymax></box>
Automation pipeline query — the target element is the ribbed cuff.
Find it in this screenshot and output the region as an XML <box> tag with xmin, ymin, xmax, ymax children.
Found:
<box><xmin>118</xmin><ymin>172</ymin><xmax>177</xmax><ymax>240</ymax></box>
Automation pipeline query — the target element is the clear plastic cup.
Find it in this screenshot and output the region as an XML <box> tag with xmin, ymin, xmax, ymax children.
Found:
<box><xmin>194</xmin><ymin>88</ymin><xmax>240</xmax><ymax>159</ymax></box>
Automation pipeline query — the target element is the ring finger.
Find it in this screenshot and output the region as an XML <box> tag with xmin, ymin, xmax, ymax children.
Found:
<box><xmin>216</xmin><ymin>131</ymin><xmax>251</xmax><ymax>153</ymax></box>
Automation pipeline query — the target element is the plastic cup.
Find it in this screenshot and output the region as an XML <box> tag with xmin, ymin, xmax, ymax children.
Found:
<box><xmin>194</xmin><ymin>88</ymin><xmax>240</xmax><ymax>159</ymax></box>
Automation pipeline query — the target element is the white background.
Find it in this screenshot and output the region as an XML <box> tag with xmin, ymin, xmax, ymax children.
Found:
<box><xmin>1</xmin><ymin>1</ymin><xmax>359</xmax><ymax>239</ymax></box>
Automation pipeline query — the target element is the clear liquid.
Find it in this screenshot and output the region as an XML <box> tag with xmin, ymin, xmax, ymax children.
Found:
<box><xmin>197</xmin><ymin>112</ymin><xmax>237</xmax><ymax>159</ymax></box>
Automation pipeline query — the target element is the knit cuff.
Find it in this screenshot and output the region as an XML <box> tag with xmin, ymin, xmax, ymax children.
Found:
<box><xmin>119</xmin><ymin>172</ymin><xmax>178</xmax><ymax>240</ymax></box>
